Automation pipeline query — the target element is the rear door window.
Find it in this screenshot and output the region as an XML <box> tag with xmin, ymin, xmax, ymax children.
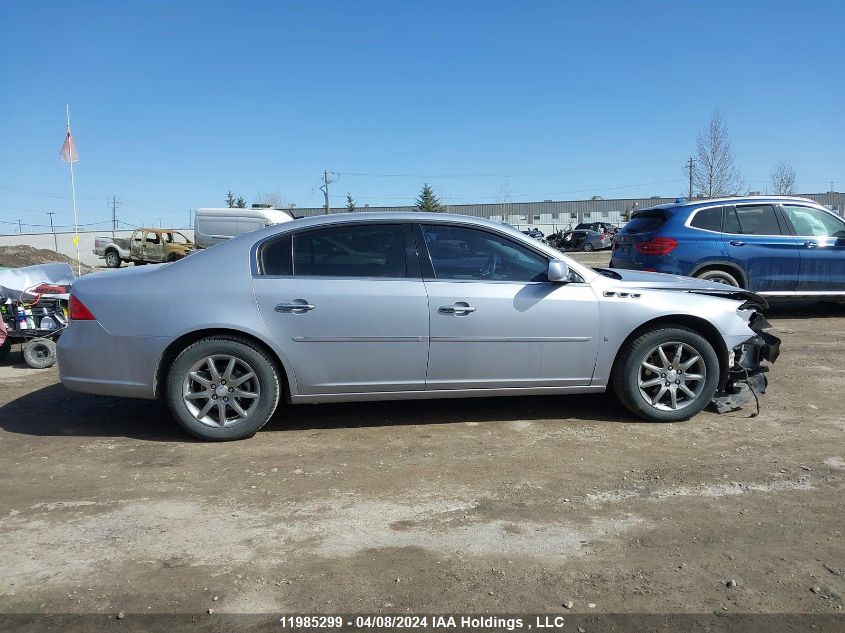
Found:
<box><xmin>623</xmin><ymin>212</ymin><xmax>667</xmax><ymax>233</ymax></box>
<box><xmin>729</xmin><ymin>205</ymin><xmax>783</xmax><ymax>235</ymax></box>
<box><xmin>292</xmin><ymin>224</ymin><xmax>407</xmax><ymax>278</ymax></box>
<box><xmin>689</xmin><ymin>206</ymin><xmax>723</xmax><ymax>232</ymax></box>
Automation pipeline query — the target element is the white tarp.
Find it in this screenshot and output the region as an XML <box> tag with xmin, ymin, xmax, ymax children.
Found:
<box><xmin>0</xmin><ymin>263</ymin><xmax>75</xmax><ymax>301</ymax></box>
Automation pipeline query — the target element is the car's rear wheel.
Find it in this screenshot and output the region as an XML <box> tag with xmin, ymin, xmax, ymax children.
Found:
<box><xmin>582</xmin><ymin>242</ymin><xmax>594</xmax><ymax>252</ymax></box>
<box><xmin>105</xmin><ymin>250</ymin><xmax>122</xmax><ymax>268</ymax></box>
<box><xmin>612</xmin><ymin>326</ymin><xmax>720</xmax><ymax>423</ymax></box>
<box><xmin>695</xmin><ymin>268</ymin><xmax>741</xmax><ymax>287</ymax></box>
<box><xmin>165</xmin><ymin>336</ymin><xmax>281</xmax><ymax>441</ymax></box>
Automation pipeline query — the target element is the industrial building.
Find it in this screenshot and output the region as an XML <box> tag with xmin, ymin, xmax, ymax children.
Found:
<box><xmin>294</xmin><ymin>192</ymin><xmax>845</xmax><ymax>235</ymax></box>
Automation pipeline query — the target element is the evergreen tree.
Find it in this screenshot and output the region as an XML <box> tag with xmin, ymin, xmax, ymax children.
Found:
<box><xmin>415</xmin><ymin>182</ymin><xmax>444</xmax><ymax>212</ymax></box>
<box><xmin>226</xmin><ymin>190</ymin><xmax>236</xmax><ymax>208</ymax></box>
<box><xmin>235</xmin><ymin>196</ymin><xmax>247</xmax><ymax>209</ymax></box>
<box><xmin>346</xmin><ymin>192</ymin><xmax>356</xmax><ymax>212</ymax></box>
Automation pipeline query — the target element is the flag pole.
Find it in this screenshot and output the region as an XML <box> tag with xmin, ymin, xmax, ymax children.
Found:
<box><xmin>66</xmin><ymin>104</ymin><xmax>81</xmax><ymax>276</ymax></box>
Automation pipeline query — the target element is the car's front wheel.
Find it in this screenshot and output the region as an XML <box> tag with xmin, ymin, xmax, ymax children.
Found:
<box><xmin>105</xmin><ymin>250</ymin><xmax>122</xmax><ymax>268</ymax></box>
<box><xmin>612</xmin><ymin>326</ymin><xmax>720</xmax><ymax>423</ymax></box>
<box><xmin>165</xmin><ymin>336</ymin><xmax>281</xmax><ymax>440</ymax></box>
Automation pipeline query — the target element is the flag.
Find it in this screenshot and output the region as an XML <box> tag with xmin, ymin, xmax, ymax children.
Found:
<box><xmin>60</xmin><ymin>130</ymin><xmax>78</xmax><ymax>163</ymax></box>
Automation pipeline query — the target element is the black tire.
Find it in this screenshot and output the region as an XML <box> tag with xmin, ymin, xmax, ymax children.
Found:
<box><xmin>0</xmin><ymin>337</ymin><xmax>12</xmax><ymax>362</ymax></box>
<box><xmin>23</xmin><ymin>338</ymin><xmax>57</xmax><ymax>369</ymax></box>
<box><xmin>611</xmin><ymin>325</ymin><xmax>720</xmax><ymax>423</ymax></box>
<box><xmin>696</xmin><ymin>268</ymin><xmax>741</xmax><ymax>287</ymax></box>
<box><xmin>105</xmin><ymin>249</ymin><xmax>122</xmax><ymax>268</ymax></box>
<box><xmin>582</xmin><ymin>242</ymin><xmax>594</xmax><ymax>252</ymax></box>
<box><xmin>165</xmin><ymin>336</ymin><xmax>281</xmax><ymax>441</ymax></box>
<box><xmin>166</xmin><ymin>253</ymin><xmax>183</xmax><ymax>263</ymax></box>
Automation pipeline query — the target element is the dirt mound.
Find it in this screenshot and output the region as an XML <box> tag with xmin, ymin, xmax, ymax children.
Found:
<box><xmin>0</xmin><ymin>244</ymin><xmax>94</xmax><ymax>272</ymax></box>
<box><xmin>0</xmin><ymin>245</ymin><xmax>93</xmax><ymax>274</ymax></box>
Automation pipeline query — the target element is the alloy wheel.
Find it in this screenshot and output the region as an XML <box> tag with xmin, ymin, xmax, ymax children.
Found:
<box><xmin>182</xmin><ymin>354</ymin><xmax>261</xmax><ymax>427</ymax></box>
<box><xmin>638</xmin><ymin>341</ymin><xmax>707</xmax><ymax>411</ymax></box>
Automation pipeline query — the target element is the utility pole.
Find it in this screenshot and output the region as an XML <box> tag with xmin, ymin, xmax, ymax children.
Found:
<box><xmin>687</xmin><ymin>157</ymin><xmax>695</xmax><ymax>199</ymax></box>
<box><xmin>158</xmin><ymin>217</ymin><xmax>163</xmax><ymax>228</ymax></box>
<box><xmin>108</xmin><ymin>196</ymin><xmax>122</xmax><ymax>236</ymax></box>
<box><xmin>321</xmin><ymin>170</ymin><xmax>338</xmax><ymax>215</ymax></box>
<box><xmin>17</xmin><ymin>219</ymin><xmax>22</xmax><ymax>234</ymax></box>
<box><xmin>47</xmin><ymin>212</ymin><xmax>58</xmax><ymax>251</ymax></box>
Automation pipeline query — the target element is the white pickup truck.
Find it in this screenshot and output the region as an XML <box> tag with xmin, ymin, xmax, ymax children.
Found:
<box><xmin>93</xmin><ymin>229</ymin><xmax>194</xmax><ymax>268</ymax></box>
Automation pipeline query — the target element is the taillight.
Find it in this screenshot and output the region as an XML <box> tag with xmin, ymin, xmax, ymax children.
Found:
<box><xmin>634</xmin><ymin>238</ymin><xmax>678</xmax><ymax>256</ymax></box>
<box><xmin>69</xmin><ymin>295</ymin><xmax>96</xmax><ymax>321</ymax></box>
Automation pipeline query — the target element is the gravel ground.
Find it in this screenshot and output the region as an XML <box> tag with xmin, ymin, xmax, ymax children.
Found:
<box><xmin>0</xmin><ymin>257</ymin><xmax>842</xmax><ymax>627</ymax></box>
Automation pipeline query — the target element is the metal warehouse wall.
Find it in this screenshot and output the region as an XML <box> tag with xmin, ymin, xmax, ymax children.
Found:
<box><xmin>292</xmin><ymin>193</ymin><xmax>845</xmax><ymax>234</ymax></box>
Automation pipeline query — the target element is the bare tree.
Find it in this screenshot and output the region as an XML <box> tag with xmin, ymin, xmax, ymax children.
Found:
<box><xmin>254</xmin><ymin>190</ymin><xmax>288</xmax><ymax>208</ymax></box>
<box><xmin>692</xmin><ymin>110</ymin><xmax>744</xmax><ymax>198</ymax></box>
<box><xmin>770</xmin><ymin>159</ymin><xmax>797</xmax><ymax>195</ymax></box>
<box><xmin>496</xmin><ymin>183</ymin><xmax>513</xmax><ymax>223</ymax></box>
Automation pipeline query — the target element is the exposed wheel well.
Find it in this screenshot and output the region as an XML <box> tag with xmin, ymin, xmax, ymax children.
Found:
<box><xmin>691</xmin><ymin>263</ymin><xmax>747</xmax><ymax>288</ymax></box>
<box><xmin>610</xmin><ymin>315</ymin><xmax>731</xmax><ymax>391</ymax></box>
<box><xmin>155</xmin><ymin>328</ymin><xmax>291</xmax><ymax>400</ymax></box>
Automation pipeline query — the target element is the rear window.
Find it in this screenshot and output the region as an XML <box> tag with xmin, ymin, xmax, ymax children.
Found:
<box><xmin>623</xmin><ymin>212</ymin><xmax>667</xmax><ymax>234</ymax></box>
<box><xmin>689</xmin><ymin>206</ymin><xmax>722</xmax><ymax>232</ymax></box>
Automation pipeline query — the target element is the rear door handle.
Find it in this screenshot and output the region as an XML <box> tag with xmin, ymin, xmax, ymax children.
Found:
<box><xmin>275</xmin><ymin>301</ymin><xmax>315</xmax><ymax>313</ymax></box>
<box><xmin>438</xmin><ymin>303</ymin><xmax>476</xmax><ymax>315</ymax></box>
<box><xmin>804</xmin><ymin>241</ymin><xmax>820</xmax><ymax>249</ymax></box>
<box><xmin>729</xmin><ymin>240</ymin><xmax>746</xmax><ymax>246</ymax></box>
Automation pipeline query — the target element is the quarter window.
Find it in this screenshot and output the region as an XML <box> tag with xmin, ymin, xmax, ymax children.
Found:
<box><xmin>781</xmin><ymin>205</ymin><xmax>845</xmax><ymax>238</ymax></box>
<box><xmin>689</xmin><ymin>206</ymin><xmax>722</xmax><ymax>232</ymax></box>
<box><xmin>725</xmin><ymin>205</ymin><xmax>782</xmax><ymax>235</ymax></box>
<box><xmin>421</xmin><ymin>224</ymin><xmax>548</xmax><ymax>282</ymax></box>
<box><xmin>260</xmin><ymin>234</ymin><xmax>292</xmax><ymax>275</ymax></box>
<box><xmin>291</xmin><ymin>224</ymin><xmax>407</xmax><ymax>277</ymax></box>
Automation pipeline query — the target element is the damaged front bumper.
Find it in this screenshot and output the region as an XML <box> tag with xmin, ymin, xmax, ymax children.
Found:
<box><xmin>712</xmin><ymin>313</ymin><xmax>782</xmax><ymax>414</ymax></box>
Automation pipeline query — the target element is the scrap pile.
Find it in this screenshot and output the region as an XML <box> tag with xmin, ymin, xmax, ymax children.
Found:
<box><xmin>0</xmin><ymin>263</ymin><xmax>75</xmax><ymax>368</ymax></box>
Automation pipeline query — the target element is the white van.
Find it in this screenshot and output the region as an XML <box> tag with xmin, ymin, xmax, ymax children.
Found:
<box><xmin>194</xmin><ymin>205</ymin><xmax>295</xmax><ymax>249</ymax></box>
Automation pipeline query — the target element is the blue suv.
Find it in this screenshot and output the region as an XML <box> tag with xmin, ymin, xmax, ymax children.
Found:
<box><xmin>610</xmin><ymin>196</ymin><xmax>845</xmax><ymax>297</ymax></box>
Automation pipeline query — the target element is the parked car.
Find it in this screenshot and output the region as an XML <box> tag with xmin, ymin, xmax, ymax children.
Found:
<box><xmin>521</xmin><ymin>228</ymin><xmax>544</xmax><ymax>240</ymax></box>
<box><xmin>94</xmin><ymin>229</ymin><xmax>194</xmax><ymax>268</ymax></box>
<box><xmin>549</xmin><ymin>229</ymin><xmax>612</xmax><ymax>252</ymax></box>
<box><xmin>194</xmin><ymin>205</ymin><xmax>295</xmax><ymax>249</ymax></box>
<box><xmin>575</xmin><ymin>221</ymin><xmax>617</xmax><ymax>234</ymax></box>
<box><xmin>59</xmin><ymin>212</ymin><xmax>779</xmax><ymax>441</ymax></box>
<box><xmin>610</xmin><ymin>196</ymin><xmax>845</xmax><ymax>298</ymax></box>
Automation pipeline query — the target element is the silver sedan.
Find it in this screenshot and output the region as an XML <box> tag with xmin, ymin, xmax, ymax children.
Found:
<box><xmin>58</xmin><ymin>213</ymin><xmax>779</xmax><ymax>440</ymax></box>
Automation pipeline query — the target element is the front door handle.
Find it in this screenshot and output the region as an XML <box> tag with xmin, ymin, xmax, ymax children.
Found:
<box><xmin>804</xmin><ymin>241</ymin><xmax>820</xmax><ymax>249</ymax></box>
<box><xmin>438</xmin><ymin>303</ymin><xmax>476</xmax><ymax>315</ymax></box>
<box><xmin>729</xmin><ymin>240</ymin><xmax>746</xmax><ymax>247</ymax></box>
<box><xmin>275</xmin><ymin>301</ymin><xmax>315</xmax><ymax>313</ymax></box>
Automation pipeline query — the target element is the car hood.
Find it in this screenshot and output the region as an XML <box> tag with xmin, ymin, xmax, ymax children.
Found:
<box><xmin>597</xmin><ymin>268</ymin><xmax>768</xmax><ymax>308</ymax></box>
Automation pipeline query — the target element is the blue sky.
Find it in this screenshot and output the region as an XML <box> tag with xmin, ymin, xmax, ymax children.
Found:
<box><xmin>1</xmin><ymin>1</ymin><xmax>843</xmax><ymax>231</ymax></box>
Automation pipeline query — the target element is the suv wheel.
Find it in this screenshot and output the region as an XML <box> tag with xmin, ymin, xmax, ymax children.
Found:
<box><xmin>612</xmin><ymin>326</ymin><xmax>720</xmax><ymax>423</ymax></box>
<box><xmin>165</xmin><ymin>336</ymin><xmax>281</xmax><ymax>441</ymax></box>
<box><xmin>696</xmin><ymin>269</ymin><xmax>741</xmax><ymax>287</ymax></box>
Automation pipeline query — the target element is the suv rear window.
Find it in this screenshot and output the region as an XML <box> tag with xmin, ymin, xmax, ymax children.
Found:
<box><xmin>623</xmin><ymin>212</ymin><xmax>667</xmax><ymax>234</ymax></box>
<box><xmin>689</xmin><ymin>206</ymin><xmax>722</xmax><ymax>232</ymax></box>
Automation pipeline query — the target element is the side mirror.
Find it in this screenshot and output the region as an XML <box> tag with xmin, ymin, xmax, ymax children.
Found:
<box><xmin>547</xmin><ymin>259</ymin><xmax>570</xmax><ymax>283</ymax></box>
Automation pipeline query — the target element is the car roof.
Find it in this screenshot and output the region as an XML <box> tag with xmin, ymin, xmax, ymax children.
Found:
<box><xmin>639</xmin><ymin>195</ymin><xmax>823</xmax><ymax>214</ymax></box>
